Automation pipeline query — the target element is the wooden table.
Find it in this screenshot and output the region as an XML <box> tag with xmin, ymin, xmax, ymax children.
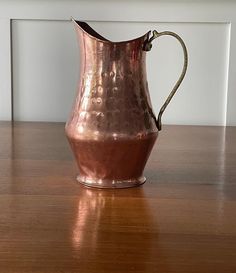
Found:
<box><xmin>0</xmin><ymin>122</ymin><xmax>236</xmax><ymax>273</ymax></box>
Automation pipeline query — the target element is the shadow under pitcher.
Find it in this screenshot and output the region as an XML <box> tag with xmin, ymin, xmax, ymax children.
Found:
<box><xmin>65</xmin><ymin>19</ymin><xmax>188</xmax><ymax>188</ymax></box>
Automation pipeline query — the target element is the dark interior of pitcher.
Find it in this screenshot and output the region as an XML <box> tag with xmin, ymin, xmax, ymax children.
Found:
<box><xmin>75</xmin><ymin>20</ymin><xmax>109</xmax><ymax>41</ymax></box>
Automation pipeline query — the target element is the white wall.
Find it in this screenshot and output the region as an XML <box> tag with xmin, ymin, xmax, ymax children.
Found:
<box><xmin>0</xmin><ymin>18</ymin><xmax>11</xmax><ymax>120</ymax></box>
<box><xmin>12</xmin><ymin>20</ymin><xmax>78</xmax><ymax>122</ymax></box>
<box><xmin>0</xmin><ymin>0</ymin><xmax>235</xmax><ymax>125</ymax></box>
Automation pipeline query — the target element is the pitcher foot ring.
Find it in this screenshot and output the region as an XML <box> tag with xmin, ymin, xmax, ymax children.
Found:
<box><xmin>76</xmin><ymin>175</ymin><xmax>146</xmax><ymax>189</ymax></box>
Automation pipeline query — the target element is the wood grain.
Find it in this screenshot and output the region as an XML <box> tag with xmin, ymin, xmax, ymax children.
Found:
<box><xmin>0</xmin><ymin>122</ymin><xmax>236</xmax><ymax>273</ymax></box>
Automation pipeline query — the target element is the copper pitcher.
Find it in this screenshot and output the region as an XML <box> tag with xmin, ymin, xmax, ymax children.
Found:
<box><xmin>65</xmin><ymin>19</ymin><xmax>188</xmax><ymax>188</ymax></box>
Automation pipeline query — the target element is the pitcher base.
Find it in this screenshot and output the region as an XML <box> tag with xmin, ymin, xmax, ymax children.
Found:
<box><xmin>77</xmin><ymin>175</ymin><xmax>146</xmax><ymax>189</ymax></box>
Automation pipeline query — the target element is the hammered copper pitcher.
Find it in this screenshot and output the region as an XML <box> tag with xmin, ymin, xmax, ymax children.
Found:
<box><xmin>65</xmin><ymin>19</ymin><xmax>188</xmax><ymax>188</ymax></box>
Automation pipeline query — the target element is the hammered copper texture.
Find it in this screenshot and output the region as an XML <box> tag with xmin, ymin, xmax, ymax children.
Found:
<box><xmin>65</xmin><ymin>21</ymin><xmax>158</xmax><ymax>188</ymax></box>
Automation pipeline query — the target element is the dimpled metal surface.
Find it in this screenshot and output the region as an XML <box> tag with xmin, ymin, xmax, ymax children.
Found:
<box><xmin>65</xmin><ymin>21</ymin><xmax>158</xmax><ymax>188</ymax></box>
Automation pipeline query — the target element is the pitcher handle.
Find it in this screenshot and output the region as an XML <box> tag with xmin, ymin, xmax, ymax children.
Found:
<box><xmin>144</xmin><ymin>30</ymin><xmax>188</xmax><ymax>131</ymax></box>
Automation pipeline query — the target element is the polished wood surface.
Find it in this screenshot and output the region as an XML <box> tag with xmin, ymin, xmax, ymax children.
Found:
<box><xmin>0</xmin><ymin>122</ymin><xmax>236</xmax><ymax>273</ymax></box>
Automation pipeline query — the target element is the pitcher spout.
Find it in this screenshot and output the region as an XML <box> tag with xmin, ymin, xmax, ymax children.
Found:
<box><xmin>71</xmin><ymin>17</ymin><xmax>150</xmax><ymax>45</ymax></box>
<box><xmin>71</xmin><ymin>17</ymin><xmax>110</xmax><ymax>42</ymax></box>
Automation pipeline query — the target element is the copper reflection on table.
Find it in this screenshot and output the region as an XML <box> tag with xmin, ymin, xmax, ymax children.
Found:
<box><xmin>72</xmin><ymin>188</ymin><xmax>105</xmax><ymax>250</ymax></box>
<box><xmin>71</xmin><ymin>187</ymin><xmax>169</xmax><ymax>272</ymax></box>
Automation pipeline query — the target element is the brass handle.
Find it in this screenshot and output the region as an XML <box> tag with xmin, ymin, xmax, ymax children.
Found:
<box><xmin>144</xmin><ymin>30</ymin><xmax>188</xmax><ymax>131</ymax></box>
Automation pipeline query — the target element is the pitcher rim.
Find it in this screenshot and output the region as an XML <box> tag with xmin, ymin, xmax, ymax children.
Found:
<box><xmin>71</xmin><ymin>17</ymin><xmax>150</xmax><ymax>45</ymax></box>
